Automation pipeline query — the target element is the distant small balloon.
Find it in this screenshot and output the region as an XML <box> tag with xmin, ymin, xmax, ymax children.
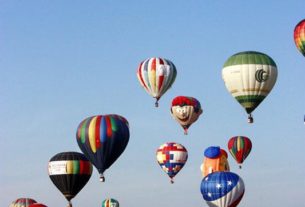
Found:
<box><xmin>102</xmin><ymin>198</ymin><xmax>119</xmax><ymax>207</ymax></box>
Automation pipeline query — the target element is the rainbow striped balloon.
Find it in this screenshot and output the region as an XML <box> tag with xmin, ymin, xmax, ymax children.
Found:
<box><xmin>102</xmin><ymin>198</ymin><xmax>119</xmax><ymax>207</ymax></box>
<box><xmin>76</xmin><ymin>114</ymin><xmax>130</xmax><ymax>181</ymax></box>
<box><xmin>137</xmin><ymin>57</ymin><xmax>177</xmax><ymax>107</ymax></box>
<box><xmin>294</xmin><ymin>19</ymin><xmax>305</xmax><ymax>57</ymax></box>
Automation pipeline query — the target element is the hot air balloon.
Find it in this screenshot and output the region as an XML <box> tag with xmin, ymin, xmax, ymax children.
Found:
<box><xmin>200</xmin><ymin>146</ymin><xmax>230</xmax><ymax>177</ymax></box>
<box><xmin>137</xmin><ymin>57</ymin><xmax>177</xmax><ymax>107</ymax></box>
<box><xmin>294</xmin><ymin>19</ymin><xmax>305</xmax><ymax>57</ymax></box>
<box><xmin>222</xmin><ymin>51</ymin><xmax>278</xmax><ymax>123</ymax></box>
<box><xmin>28</xmin><ymin>204</ymin><xmax>48</xmax><ymax>207</ymax></box>
<box><xmin>76</xmin><ymin>114</ymin><xmax>130</xmax><ymax>182</ymax></box>
<box><xmin>48</xmin><ymin>151</ymin><xmax>92</xmax><ymax>207</ymax></box>
<box><xmin>200</xmin><ymin>172</ymin><xmax>245</xmax><ymax>207</ymax></box>
<box><xmin>156</xmin><ymin>142</ymin><xmax>188</xmax><ymax>183</ymax></box>
<box><xmin>170</xmin><ymin>96</ymin><xmax>203</xmax><ymax>134</ymax></box>
<box><xmin>228</xmin><ymin>136</ymin><xmax>252</xmax><ymax>169</ymax></box>
<box><xmin>9</xmin><ymin>198</ymin><xmax>37</xmax><ymax>207</ymax></box>
<box><xmin>102</xmin><ymin>198</ymin><xmax>120</xmax><ymax>207</ymax></box>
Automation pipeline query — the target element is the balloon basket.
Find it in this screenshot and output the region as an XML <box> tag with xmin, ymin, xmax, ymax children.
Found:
<box><xmin>99</xmin><ymin>174</ymin><xmax>105</xmax><ymax>182</ymax></box>
<box><xmin>247</xmin><ymin>114</ymin><xmax>253</xmax><ymax>124</ymax></box>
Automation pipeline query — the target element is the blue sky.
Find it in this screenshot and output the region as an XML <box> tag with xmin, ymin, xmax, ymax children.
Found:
<box><xmin>1</xmin><ymin>0</ymin><xmax>305</xmax><ymax>206</ymax></box>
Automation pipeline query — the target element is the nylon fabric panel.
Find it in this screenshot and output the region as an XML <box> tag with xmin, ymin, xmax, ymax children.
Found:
<box><xmin>88</xmin><ymin>116</ymin><xmax>97</xmax><ymax>153</ymax></box>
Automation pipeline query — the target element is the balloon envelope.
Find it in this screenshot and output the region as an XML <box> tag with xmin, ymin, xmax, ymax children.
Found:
<box><xmin>137</xmin><ymin>57</ymin><xmax>177</xmax><ymax>107</ymax></box>
<box><xmin>201</xmin><ymin>147</ymin><xmax>230</xmax><ymax>177</ymax></box>
<box><xmin>156</xmin><ymin>142</ymin><xmax>188</xmax><ymax>183</ymax></box>
<box><xmin>102</xmin><ymin>198</ymin><xmax>119</xmax><ymax>207</ymax></box>
<box><xmin>222</xmin><ymin>51</ymin><xmax>278</xmax><ymax>123</ymax></box>
<box><xmin>200</xmin><ymin>172</ymin><xmax>245</xmax><ymax>207</ymax></box>
<box><xmin>294</xmin><ymin>19</ymin><xmax>305</xmax><ymax>56</ymax></box>
<box><xmin>228</xmin><ymin>136</ymin><xmax>252</xmax><ymax>167</ymax></box>
<box><xmin>76</xmin><ymin>114</ymin><xmax>130</xmax><ymax>181</ymax></box>
<box><xmin>48</xmin><ymin>151</ymin><xmax>92</xmax><ymax>203</ymax></box>
<box><xmin>171</xmin><ymin>96</ymin><xmax>202</xmax><ymax>134</ymax></box>
<box><xmin>9</xmin><ymin>198</ymin><xmax>37</xmax><ymax>207</ymax></box>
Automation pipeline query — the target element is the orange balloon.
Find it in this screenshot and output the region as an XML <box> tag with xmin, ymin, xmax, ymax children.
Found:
<box><xmin>200</xmin><ymin>148</ymin><xmax>230</xmax><ymax>177</ymax></box>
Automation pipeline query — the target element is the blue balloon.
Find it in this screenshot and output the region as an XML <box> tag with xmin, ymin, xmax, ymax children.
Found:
<box><xmin>200</xmin><ymin>172</ymin><xmax>245</xmax><ymax>207</ymax></box>
<box><xmin>204</xmin><ymin>146</ymin><xmax>221</xmax><ymax>158</ymax></box>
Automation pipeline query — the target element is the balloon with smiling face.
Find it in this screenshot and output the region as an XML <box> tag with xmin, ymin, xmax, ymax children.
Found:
<box><xmin>170</xmin><ymin>96</ymin><xmax>203</xmax><ymax>135</ymax></box>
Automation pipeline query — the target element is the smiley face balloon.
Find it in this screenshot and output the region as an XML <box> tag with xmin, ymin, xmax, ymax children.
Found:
<box><xmin>170</xmin><ymin>96</ymin><xmax>202</xmax><ymax>135</ymax></box>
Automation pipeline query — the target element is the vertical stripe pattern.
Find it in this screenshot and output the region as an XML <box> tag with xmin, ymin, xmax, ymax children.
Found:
<box><xmin>137</xmin><ymin>57</ymin><xmax>177</xmax><ymax>103</ymax></box>
<box><xmin>228</xmin><ymin>136</ymin><xmax>252</xmax><ymax>165</ymax></box>
<box><xmin>102</xmin><ymin>198</ymin><xmax>120</xmax><ymax>207</ymax></box>
<box><xmin>76</xmin><ymin>114</ymin><xmax>130</xmax><ymax>177</ymax></box>
<box><xmin>9</xmin><ymin>198</ymin><xmax>37</xmax><ymax>207</ymax></box>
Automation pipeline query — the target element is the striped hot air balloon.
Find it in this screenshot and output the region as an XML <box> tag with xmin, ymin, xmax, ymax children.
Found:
<box><xmin>228</xmin><ymin>136</ymin><xmax>252</xmax><ymax>169</ymax></box>
<box><xmin>102</xmin><ymin>198</ymin><xmax>119</xmax><ymax>207</ymax></box>
<box><xmin>156</xmin><ymin>142</ymin><xmax>188</xmax><ymax>183</ymax></box>
<box><xmin>294</xmin><ymin>19</ymin><xmax>305</xmax><ymax>57</ymax></box>
<box><xmin>9</xmin><ymin>198</ymin><xmax>37</xmax><ymax>207</ymax></box>
<box><xmin>200</xmin><ymin>172</ymin><xmax>245</xmax><ymax>207</ymax></box>
<box><xmin>48</xmin><ymin>152</ymin><xmax>92</xmax><ymax>207</ymax></box>
<box><xmin>76</xmin><ymin>114</ymin><xmax>130</xmax><ymax>182</ymax></box>
<box><xmin>222</xmin><ymin>51</ymin><xmax>278</xmax><ymax>123</ymax></box>
<box><xmin>137</xmin><ymin>57</ymin><xmax>177</xmax><ymax>107</ymax></box>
